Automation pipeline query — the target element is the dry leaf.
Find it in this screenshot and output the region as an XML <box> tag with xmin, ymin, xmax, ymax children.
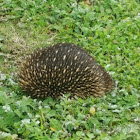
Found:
<box><xmin>85</xmin><ymin>0</ymin><xmax>90</xmax><ymax>5</ymax></box>
<box><xmin>50</xmin><ymin>127</ymin><xmax>56</xmax><ymax>131</ymax></box>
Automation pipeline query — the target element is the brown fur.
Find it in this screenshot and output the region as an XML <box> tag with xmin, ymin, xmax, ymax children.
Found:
<box><xmin>19</xmin><ymin>43</ymin><xmax>114</xmax><ymax>99</ymax></box>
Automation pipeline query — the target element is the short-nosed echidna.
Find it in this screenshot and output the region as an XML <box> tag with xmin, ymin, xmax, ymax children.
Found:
<box><xmin>19</xmin><ymin>43</ymin><xmax>114</xmax><ymax>99</ymax></box>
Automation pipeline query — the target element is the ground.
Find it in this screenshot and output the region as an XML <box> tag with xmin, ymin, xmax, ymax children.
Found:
<box><xmin>0</xmin><ymin>0</ymin><xmax>140</xmax><ymax>139</ymax></box>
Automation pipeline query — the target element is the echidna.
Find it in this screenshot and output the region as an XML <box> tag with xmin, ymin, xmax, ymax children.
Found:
<box><xmin>19</xmin><ymin>43</ymin><xmax>114</xmax><ymax>99</ymax></box>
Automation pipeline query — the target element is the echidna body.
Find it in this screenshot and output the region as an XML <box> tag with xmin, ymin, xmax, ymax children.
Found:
<box><xmin>19</xmin><ymin>43</ymin><xmax>114</xmax><ymax>99</ymax></box>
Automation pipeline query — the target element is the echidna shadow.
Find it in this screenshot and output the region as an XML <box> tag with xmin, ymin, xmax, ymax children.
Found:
<box><xmin>19</xmin><ymin>43</ymin><xmax>114</xmax><ymax>99</ymax></box>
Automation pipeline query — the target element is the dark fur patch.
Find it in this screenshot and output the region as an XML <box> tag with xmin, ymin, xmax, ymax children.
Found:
<box><xmin>19</xmin><ymin>43</ymin><xmax>114</xmax><ymax>99</ymax></box>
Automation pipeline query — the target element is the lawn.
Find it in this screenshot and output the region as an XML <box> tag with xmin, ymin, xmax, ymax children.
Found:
<box><xmin>0</xmin><ymin>0</ymin><xmax>140</xmax><ymax>139</ymax></box>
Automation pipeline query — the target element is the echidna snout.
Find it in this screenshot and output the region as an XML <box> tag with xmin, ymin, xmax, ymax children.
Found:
<box><xmin>19</xmin><ymin>43</ymin><xmax>114</xmax><ymax>99</ymax></box>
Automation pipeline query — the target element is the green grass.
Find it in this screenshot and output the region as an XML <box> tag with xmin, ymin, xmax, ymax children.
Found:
<box><xmin>0</xmin><ymin>0</ymin><xmax>140</xmax><ymax>139</ymax></box>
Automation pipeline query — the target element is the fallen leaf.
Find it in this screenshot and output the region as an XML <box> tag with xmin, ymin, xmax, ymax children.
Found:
<box><xmin>85</xmin><ymin>0</ymin><xmax>90</xmax><ymax>5</ymax></box>
<box><xmin>50</xmin><ymin>127</ymin><xmax>56</xmax><ymax>131</ymax></box>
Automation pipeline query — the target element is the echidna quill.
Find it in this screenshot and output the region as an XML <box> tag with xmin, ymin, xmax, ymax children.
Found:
<box><xmin>19</xmin><ymin>43</ymin><xmax>114</xmax><ymax>99</ymax></box>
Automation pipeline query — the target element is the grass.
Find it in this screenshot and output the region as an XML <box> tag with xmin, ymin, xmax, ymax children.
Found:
<box><xmin>0</xmin><ymin>0</ymin><xmax>140</xmax><ymax>139</ymax></box>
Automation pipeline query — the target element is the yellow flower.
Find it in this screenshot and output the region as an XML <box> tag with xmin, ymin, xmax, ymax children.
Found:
<box><xmin>90</xmin><ymin>107</ymin><xmax>95</xmax><ymax>115</ymax></box>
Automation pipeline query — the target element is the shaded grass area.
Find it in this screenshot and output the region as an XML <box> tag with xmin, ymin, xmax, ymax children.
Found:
<box><xmin>0</xmin><ymin>0</ymin><xmax>140</xmax><ymax>139</ymax></box>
